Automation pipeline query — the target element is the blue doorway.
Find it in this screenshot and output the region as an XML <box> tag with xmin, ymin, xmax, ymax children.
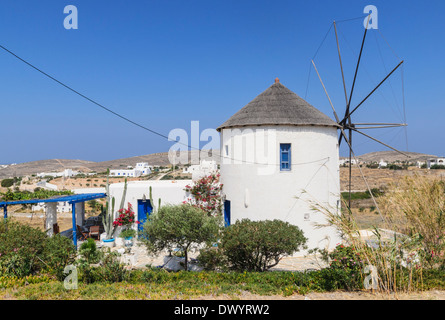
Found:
<box><xmin>224</xmin><ymin>200</ymin><xmax>231</xmax><ymax>227</ymax></box>
<box><xmin>137</xmin><ymin>199</ymin><xmax>153</xmax><ymax>233</ymax></box>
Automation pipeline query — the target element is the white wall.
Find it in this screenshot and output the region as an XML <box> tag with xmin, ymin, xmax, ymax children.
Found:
<box><xmin>427</xmin><ymin>158</ymin><xmax>445</xmax><ymax>169</ymax></box>
<box><xmin>220</xmin><ymin>125</ymin><xmax>342</xmax><ymax>255</ymax></box>
<box><xmin>108</xmin><ymin>180</ymin><xmax>192</xmax><ymax>220</ymax></box>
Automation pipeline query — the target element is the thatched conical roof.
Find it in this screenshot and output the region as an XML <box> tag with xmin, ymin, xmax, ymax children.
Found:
<box><xmin>217</xmin><ymin>80</ymin><xmax>339</xmax><ymax>131</ymax></box>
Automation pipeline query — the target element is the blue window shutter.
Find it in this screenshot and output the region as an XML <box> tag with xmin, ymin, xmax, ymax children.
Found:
<box><xmin>280</xmin><ymin>144</ymin><xmax>291</xmax><ymax>171</ymax></box>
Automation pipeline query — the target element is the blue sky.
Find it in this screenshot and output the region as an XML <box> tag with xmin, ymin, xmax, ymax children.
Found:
<box><xmin>0</xmin><ymin>0</ymin><xmax>444</xmax><ymax>164</ymax></box>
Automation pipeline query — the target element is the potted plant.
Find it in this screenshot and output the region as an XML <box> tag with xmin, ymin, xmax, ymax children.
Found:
<box><xmin>119</xmin><ymin>228</ymin><xmax>136</xmax><ymax>247</ymax></box>
<box><xmin>113</xmin><ymin>202</ymin><xmax>139</xmax><ymax>247</ymax></box>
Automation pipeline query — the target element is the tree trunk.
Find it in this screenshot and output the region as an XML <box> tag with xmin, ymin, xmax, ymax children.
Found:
<box><xmin>184</xmin><ymin>244</ymin><xmax>189</xmax><ymax>271</ymax></box>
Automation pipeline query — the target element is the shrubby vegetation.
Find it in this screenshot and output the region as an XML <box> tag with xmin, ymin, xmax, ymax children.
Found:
<box><xmin>341</xmin><ymin>188</ymin><xmax>384</xmax><ymax>201</ymax></box>
<box><xmin>3</xmin><ymin>176</ymin><xmax>445</xmax><ymax>298</ymax></box>
<box><xmin>430</xmin><ymin>164</ymin><xmax>445</xmax><ymax>170</ymax></box>
<box><xmin>313</xmin><ymin>175</ymin><xmax>445</xmax><ymax>293</ymax></box>
<box><xmin>0</xmin><ymin>188</ymin><xmax>73</xmax><ymax>201</ymax></box>
<box><xmin>217</xmin><ymin>219</ymin><xmax>307</xmax><ymax>272</ymax></box>
<box><xmin>0</xmin><ymin>220</ymin><xmax>76</xmax><ymax>280</ymax></box>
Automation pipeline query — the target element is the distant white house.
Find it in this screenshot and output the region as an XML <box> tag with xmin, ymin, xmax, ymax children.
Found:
<box><xmin>417</xmin><ymin>161</ymin><xmax>426</xmax><ymax>168</ymax></box>
<box><xmin>427</xmin><ymin>157</ymin><xmax>445</xmax><ymax>169</ymax></box>
<box><xmin>379</xmin><ymin>159</ymin><xmax>388</xmax><ymax>168</ymax></box>
<box><xmin>183</xmin><ymin>160</ymin><xmax>218</xmax><ymax>180</ymax></box>
<box><xmin>36</xmin><ymin>181</ymin><xmax>58</xmax><ymax>191</ymax></box>
<box><xmin>32</xmin><ymin>201</ymin><xmax>71</xmax><ymax>213</ymax></box>
<box><xmin>109</xmin><ymin>162</ymin><xmax>152</xmax><ymax>177</ymax></box>
<box><xmin>37</xmin><ymin>169</ymin><xmax>79</xmax><ymax>178</ymax></box>
<box><xmin>339</xmin><ymin>158</ymin><xmax>358</xmax><ymax>166</ymax></box>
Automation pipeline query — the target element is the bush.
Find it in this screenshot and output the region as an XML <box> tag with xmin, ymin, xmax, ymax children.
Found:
<box><xmin>79</xmin><ymin>238</ymin><xmax>103</xmax><ymax>264</ymax></box>
<box><xmin>42</xmin><ymin>234</ymin><xmax>76</xmax><ymax>280</ymax></box>
<box><xmin>0</xmin><ymin>220</ymin><xmax>48</xmax><ymax>277</ymax></box>
<box><xmin>220</xmin><ymin>219</ymin><xmax>307</xmax><ymax>272</ymax></box>
<box><xmin>98</xmin><ymin>251</ymin><xmax>129</xmax><ymax>283</ymax></box>
<box><xmin>1</xmin><ymin>179</ymin><xmax>14</xmax><ymax>188</ymax></box>
<box><xmin>197</xmin><ymin>247</ymin><xmax>229</xmax><ymax>271</ymax></box>
<box><xmin>0</xmin><ymin>220</ymin><xmax>76</xmax><ymax>279</ymax></box>
<box><xmin>316</xmin><ymin>244</ymin><xmax>365</xmax><ymax>291</ymax></box>
<box><xmin>77</xmin><ymin>250</ymin><xmax>128</xmax><ymax>284</ymax></box>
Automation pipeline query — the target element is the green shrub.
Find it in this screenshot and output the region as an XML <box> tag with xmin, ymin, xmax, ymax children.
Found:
<box><xmin>430</xmin><ymin>164</ymin><xmax>445</xmax><ymax>170</ymax></box>
<box><xmin>1</xmin><ymin>179</ymin><xmax>14</xmax><ymax>188</ymax></box>
<box><xmin>0</xmin><ymin>220</ymin><xmax>76</xmax><ymax>279</ymax></box>
<box><xmin>316</xmin><ymin>244</ymin><xmax>365</xmax><ymax>291</ymax></box>
<box><xmin>42</xmin><ymin>234</ymin><xmax>76</xmax><ymax>280</ymax></box>
<box><xmin>96</xmin><ymin>251</ymin><xmax>129</xmax><ymax>283</ymax></box>
<box><xmin>79</xmin><ymin>238</ymin><xmax>102</xmax><ymax>264</ymax></box>
<box><xmin>197</xmin><ymin>247</ymin><xmax>229</xmax><ymax>271</ymax></box>
<box><xmin>220</xmin><ymin>219</ymin><xmax>307</xmax><ymax>272</ymax></box>
<box><xmin>0</xmin><ymin>220</ymin><xmax>48</xmax><ymax>277</ymax></box>
<box><xmin>77</xmin><ymin>250</ymin><xmax>128</xmax><ymax>284</ymax></box>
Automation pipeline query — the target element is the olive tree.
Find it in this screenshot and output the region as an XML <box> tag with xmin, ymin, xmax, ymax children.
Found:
<box><xmin>141</xmin><ymin>204</ymin><xmax>221</xmax><ymax>271</ymax></box>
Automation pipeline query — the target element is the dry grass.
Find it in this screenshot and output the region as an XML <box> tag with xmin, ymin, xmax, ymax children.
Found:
<box><xmin>312</xmin><ymin>175</ymin><xmax>445</xmax><ymax>294</ymax></box>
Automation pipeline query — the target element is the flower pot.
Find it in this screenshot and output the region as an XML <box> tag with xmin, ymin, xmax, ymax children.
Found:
<box><xmin>124</xmin><ymin>237</ymin><xmax>133</xmax><ymax>248</ymax></box>
<box><xmin>102</xmin><ymin>238</ymin><xmax>115</xmax><ymax>248</ymax></box>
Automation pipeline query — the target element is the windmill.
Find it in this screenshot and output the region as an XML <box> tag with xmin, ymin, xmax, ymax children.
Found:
<box><xmin>310</xmin><ymin>15</ymin><xmax>408</xmax><ymax>212</ymax></box>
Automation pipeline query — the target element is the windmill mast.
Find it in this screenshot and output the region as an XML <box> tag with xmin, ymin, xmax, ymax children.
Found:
<box><xmin>311</xmin><ymin>14</ymin><xmax>408</xmax><ymax>213</ymax></box>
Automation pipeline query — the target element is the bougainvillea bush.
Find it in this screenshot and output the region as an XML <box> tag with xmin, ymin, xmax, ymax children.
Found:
<box><xmin>113</xmin><ymin>203</ymin><xmax>139</xmax><ymax>228</ymax></box>
<box><xmin>184</xmin><ymin>173</ymin><xmax>223</xmax><ymax>216</ymax></box>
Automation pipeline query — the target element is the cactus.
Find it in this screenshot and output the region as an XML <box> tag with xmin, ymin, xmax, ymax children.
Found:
<box><xmin>149</xmin><ymin>185</ymin><xmax>161</xmax><ymax>214</ymax></box>
<box><xmin>103</xmin><ymin>197</ymin><xmax>115</xmax><ymax>239</ymax></box>
<box><xmin>102</xmin><ymin>170</ymin><xmax>127</xmax><ymax>240</ymax></box>
<box><xmin>119</xmin><ymin>178</ymin><xmax>128</xmax><ymax>211</ymax></box>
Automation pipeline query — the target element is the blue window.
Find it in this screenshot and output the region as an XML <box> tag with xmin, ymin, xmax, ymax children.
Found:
<box><xmin>280</xmin><ymin>143</ymin><xmax>291</xmax><ymax>171</ymax></box>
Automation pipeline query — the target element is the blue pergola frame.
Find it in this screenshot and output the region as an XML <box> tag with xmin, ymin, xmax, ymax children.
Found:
<box><xmin>0</xmin><ymin>193</ymin><xmax>107</xmax><ymax>248</ymax></box>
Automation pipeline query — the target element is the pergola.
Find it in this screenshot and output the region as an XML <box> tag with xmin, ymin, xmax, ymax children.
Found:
<box><xmin>0</xmin><ymin>193</ymin><xmax>106</xmax><ymax>248</ymax></box>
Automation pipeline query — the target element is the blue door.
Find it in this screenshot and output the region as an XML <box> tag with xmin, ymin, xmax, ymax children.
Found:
<box><xmin>224</xmin><ymin>200</ymin><xmax>231</xmax><ymax>227</ymax></box>
<box><xmin>137</xmin><ymin>199</ymin><xmax>153</xmax><ymax>233</ymax></box>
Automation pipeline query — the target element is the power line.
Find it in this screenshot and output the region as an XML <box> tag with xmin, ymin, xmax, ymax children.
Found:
<box><xmin>0</xmin><ymin>43</ymin><xmax>330</xmax><ymax>168</ymax></box>
<box><xmin>0</xmin><ymin>44</ymin><xmax>171</xmax><ymax>142</ymax></box>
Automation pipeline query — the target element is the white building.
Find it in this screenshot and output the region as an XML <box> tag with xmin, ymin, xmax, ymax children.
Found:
<box><xmin>37</xmin><ymin>169</ymin><xmax>79</xmax><ymax>178</ymax></box>
<box><xmin>32</xmin><ymin>201</ymin><xmax>71</xmax><ymax>213</ymax></box>
<box><xmin>36</xmin><ymin>181</ymin><xmax>58</xmax><ymax>191</ymax></box>
<box><xmin>427</xmin><ymin>157</ymin><xmax>445</xmax><ymax>169</ymax></box>
<box><xmin>108</xmin><ymin>180</ymin><xmax>192</xmax><ymax>235</ymax></box>
<box><xmin>217</xmin><ymin>79</ymin><xmax>342</xmax><ymax>255</ymax></box>
<box><xmin>339</xmin><ymin>158</ymin><xmax>358</xmax><ymax>166</ymax></box>
<box><xmin>109</xmin><ymin>162</ymin><xmax>152</xmax><ymax>177</ymax></box>
<box><xmin>183</xmin><ymin>159</ymin><xmax>218</xmax><ymax>180</ymax></box>
<box><xmin>379</xmin><ymin>159</ymin><xmax>388</xmax><ymax>168</ymax></box>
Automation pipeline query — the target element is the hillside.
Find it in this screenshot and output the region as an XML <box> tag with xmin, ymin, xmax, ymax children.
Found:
<box><xmin>350</xmin><ymin>151</ymin><xmax>437</xmax><ymax>163</ymax></box>
<box><xmin>0</xmin><ymin>150</ymin><xmax>220</xmax><ymax>179</ymax></box>
<box><xmin>0</xmin><ymin>150</ymin><xmax>436</xmax><ymax>179</ymax></box>
<box><xmin>0</xmin><ymin>159</ymin><xmax>95</xmax><ymax>179</ymax></box>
